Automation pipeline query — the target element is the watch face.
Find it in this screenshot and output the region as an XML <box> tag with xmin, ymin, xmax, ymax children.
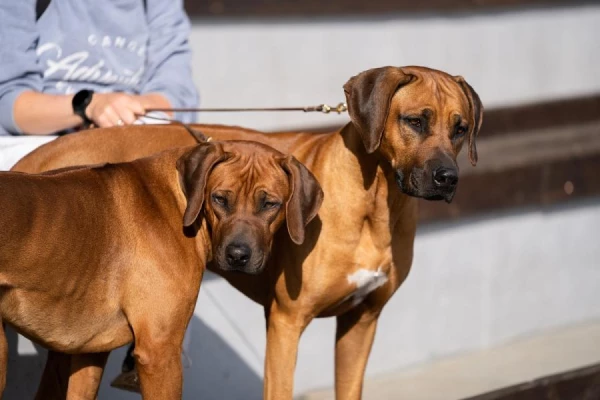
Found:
<box><xmin>73</xmin><ymin>89</ymin><xmax>93</xmax><ymax>109</ymax></box>
<box><xmin>71</xmin><ymin>89</ymin><xmax>94</xmax><ymax>127</ymax></box>
<box><xmin>72</xmin><ymin>90</ymin><xmax>94</xmax><ymax>125</ymax></box>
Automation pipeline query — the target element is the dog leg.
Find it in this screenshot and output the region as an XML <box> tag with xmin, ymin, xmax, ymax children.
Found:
<box><xmin>334</xmin><ymin>307</ymin><xmax>379</xmax><ymax>400</ymax></box>
<box><xmin>0</xmin><ymin>322</ymin><xmax>7</xmax><ymax>395</ymax></box>
<box><xmin>133</xmin><ymin>333</ymin><xmax>184</xmax><ymax>400</ymax></box>
<box><xmin>35</xmin><ymin>351</ymin><xmax>71</xmax><ymax>400</ymax></box>
<box><xmin>65</xmin><ymin>352</ymin><xmax>109</xmax><ymax>400</ymax></box>
<box><xmin>111</xmin><ymin>325</ymin><xmax>193</xmax><ymax>394</ymax></box>
<box><xmin>263</xmin><ymin>307</ymin><xmax>309</xmax><ymax>400</ymax></box>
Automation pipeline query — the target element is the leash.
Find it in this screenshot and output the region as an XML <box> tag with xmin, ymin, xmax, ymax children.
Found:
<box><xmin>139</xmin><ymin>113</ymin><xmax>207</xmax><ymax>143</ymax></box>
<box><xmin>139</xmin><ymin>102</ymin><xmax>348</xmax><ymax>145</ymax></box>
<box><xmin>145</xmin><ymin>102</ymin><xmax>348</xmax><ymax>115</ymax></box>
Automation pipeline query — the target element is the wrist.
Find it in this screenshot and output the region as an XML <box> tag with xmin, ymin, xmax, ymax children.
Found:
<box><xmin>12</xmin><ymin>91</ymin><xmax>87</xmax><ymax>135</ymax></box>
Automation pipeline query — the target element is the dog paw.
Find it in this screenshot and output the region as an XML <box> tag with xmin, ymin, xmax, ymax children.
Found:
<box><xmin>110</xmin><ymin>370</ymin><xmax>141</xmax><ymax>393</ymax></box>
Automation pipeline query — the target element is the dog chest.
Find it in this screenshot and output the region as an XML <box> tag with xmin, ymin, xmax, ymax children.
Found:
<box><xmin>344</xmin><ymin>267</ymin><xmax>389</xmax><ymax>307</ymax></box>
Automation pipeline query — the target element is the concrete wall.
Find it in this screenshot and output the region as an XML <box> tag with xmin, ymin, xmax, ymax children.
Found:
<box><xmin>188</xmin><ymin>5</ymin><xmax>600</xmax><ymax>131</ymax></box>
<box><xmin>4</xmin><ymin>4</ymin><xmax>600</xmax><ymax>399</ymax></box>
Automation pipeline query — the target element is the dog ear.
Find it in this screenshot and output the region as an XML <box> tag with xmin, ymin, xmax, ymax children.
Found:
<box><xmin>280</xmin><ymin>155</ymin><xmax>324</xmax><ymax>245</ymax></box>
<box><xmin>454</xmin><ymin>76</ymin><xmax>484</xmax><ymax>166</ymax></box>
<box><xmin>176</xmin><ymin>142</ymin><xmax>231</xmax><ymax>227</ymax></box>
<box><xmin>343</xmin><ymin>66</ymin><xmax>415</xmax><ymax>153</ymax></box>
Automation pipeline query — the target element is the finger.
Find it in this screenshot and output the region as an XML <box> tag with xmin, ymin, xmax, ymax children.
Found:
<box><xmin>114</xmin><ymin>107</ymin><xmax>137</xmax><ymax>125</ymax></box>
<box><xmin>100</xmin><ymin>106</ymin><xmax>122</xmax><ymax>127</ymax></box>
<box><xmin>126</xmin><ymin>98</ymin><xmax>146</xmax><ymax>119</ymax></box>
<box><xmin>95</xmin><ymin>115</ymin><xmax>113</xmax><ymax>128</ymax></box>
<box><xmin>114</xmin><ymin>94</ymin><xmax>146</xmax><ymax>119</ymax></box>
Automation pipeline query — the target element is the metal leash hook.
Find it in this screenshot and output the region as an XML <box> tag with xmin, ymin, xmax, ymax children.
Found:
<box><xmin>315</xmin><ymin>102</ymin><xmax>348</xmax><ymax>114</ymax></box>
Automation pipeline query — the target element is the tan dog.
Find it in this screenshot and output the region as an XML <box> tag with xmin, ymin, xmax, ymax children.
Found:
<box><xmin>13</xmin><ymin>65</ymin><xmax>483</xmax><ymax>399</ymax></box>
<box><xmin>2</xmin><ymin>140</ymin><xmax>322</xmax><ymax>400</ymax></box>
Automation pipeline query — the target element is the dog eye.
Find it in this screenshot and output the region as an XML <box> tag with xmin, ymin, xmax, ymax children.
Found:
<box><xmin>407</xmin><ymin>118</ymin><xmax>422</xmax><ymax>129</ymax></box>
<box><xmin>261</xmin><ymin>201</ymin><xmax>281</xmax><ymax>211</ymax></box>
<box><xmin>455</xmin><ymin>126</ymin><xmax>468</xmax><ymax>137</ymax></box>
<box><xmin>212</xmin><ymin>194</ymin><xmax>228</xmax><ymax>207</ymax></box>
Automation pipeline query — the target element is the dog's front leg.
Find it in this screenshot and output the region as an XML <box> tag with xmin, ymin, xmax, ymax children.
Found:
<box><xmin>263</xmin><ymin>306</ymin><xmax>310</xmax><ymax>400</ymax></box>
<box><xmin>334</xmin><ymin>306</ymin><xmax>379</xmax><ymax>400</ymax></box>
<box><xmin>65</xmin><ymin>352</ymin><xmax>110</xmax><ymax>400</ymax></box>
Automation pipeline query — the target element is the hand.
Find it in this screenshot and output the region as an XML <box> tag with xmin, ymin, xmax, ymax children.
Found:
<box><xmin>85</xmin><ymin>93</ymin><xmax>146</xmax><ymax>128</ymax></box>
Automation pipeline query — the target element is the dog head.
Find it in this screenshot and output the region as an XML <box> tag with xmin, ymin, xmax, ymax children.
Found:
<box><xmin>177</xmin><ymin>141</ymin><xmax>323</xmax><ymax>274</ymax></box>
<box><xmin>344</xmin><ymin>66</ymin><xmax>483</xmax><ymax>203</ymax></box>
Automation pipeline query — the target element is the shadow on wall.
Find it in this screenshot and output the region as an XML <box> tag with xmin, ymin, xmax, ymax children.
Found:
<box><xmin>5</xmin><ymin>315</ymin><xmax>263</xmax><ymax>400</ymax></box>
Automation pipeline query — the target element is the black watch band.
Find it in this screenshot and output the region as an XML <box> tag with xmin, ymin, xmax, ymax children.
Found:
<box><xmin>72</xmin><ymin>89</ymin><xmax>94</xmax><ymax>127</ymax></box>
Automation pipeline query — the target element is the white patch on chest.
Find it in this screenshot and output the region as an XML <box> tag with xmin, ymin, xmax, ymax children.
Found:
<box><xmin>345</xmin><ymin>268</ymin><xmax>388</xmax><ymax>307</ymax></box>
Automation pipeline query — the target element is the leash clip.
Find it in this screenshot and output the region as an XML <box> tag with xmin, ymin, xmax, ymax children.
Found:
<box><xmin>317</xmin><ymin>102</ymin><xmax>348</xmax><ymax>114</ymax></box>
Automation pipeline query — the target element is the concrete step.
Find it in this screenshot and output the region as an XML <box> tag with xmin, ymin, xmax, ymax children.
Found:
<box><xmin>299</xmin><ymin>320</ymin><xmax>600</xmax><ymax>400</ymax></box>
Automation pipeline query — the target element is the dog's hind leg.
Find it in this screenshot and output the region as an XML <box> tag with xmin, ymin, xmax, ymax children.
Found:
<box><xmin>334</xmin><ymin>306</ymin><xmax>379</xmax><ymax>400</ymax></box>
<box><xmin>66</xmin><ymin>352</ymin><xmax>110</xmax><ymax>400</ymax></box>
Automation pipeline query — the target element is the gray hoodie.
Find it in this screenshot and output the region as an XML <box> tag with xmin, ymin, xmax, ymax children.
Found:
<box><xmin>0</xmin><ymin>0</ymin><xmax>199</xmax><ymax>135</ymax></box>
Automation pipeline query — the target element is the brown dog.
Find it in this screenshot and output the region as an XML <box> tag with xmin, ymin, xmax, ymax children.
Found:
<box><xmin>2</xmin><ymin>140</ymin><xmax>322</xmax><ymax>400</ymax></box>
<box><xmin>13</xmin><ymin>65</ymin><xmax>483</xmax><ymax>399</ymax></box>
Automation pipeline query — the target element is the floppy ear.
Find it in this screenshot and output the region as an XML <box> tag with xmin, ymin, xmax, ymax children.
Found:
<box><xmin>343</xmin><ymin>66</ymin><xmax>415</xmax><ymax>153</ymax></box>
<box><xmin>176</xmin><ymin>142</ymin><xmax>231</xmax><ymax>227</ymax></box>
<box><xmin>280</xmin><ymin>156</ymin><xmax>324</xmax><ymax>245</ymax></box>
<box><xmin>454</xmin><ymin>76</ymin><xmax>484</xmax><ymax>166</ymax></box>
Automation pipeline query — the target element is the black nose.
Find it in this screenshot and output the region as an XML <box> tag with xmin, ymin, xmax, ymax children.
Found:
<box><xmin>433</xmin><ymin>167</ymin><xmax>458</xmax><ymax>189</ymax></box>
<box><xmin>225</xmin><ymin>243</ymin><xmax>251</xmax><ymax>268</ymax></box>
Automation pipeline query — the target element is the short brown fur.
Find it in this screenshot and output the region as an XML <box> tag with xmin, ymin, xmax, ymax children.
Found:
<box><xmin>12</xmin><ymin>65</ymin><xmax>483</xmax><ymax>400</ymax></box>
<box><xmin>4</xmin><ymin>140</ymin><xmax>322</xmax><ymax>400</ymax></box>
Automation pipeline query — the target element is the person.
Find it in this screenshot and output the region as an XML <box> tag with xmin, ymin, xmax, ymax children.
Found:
<box><xmin>0</xmin><ymin>0</ymin><xmax>199</xmax><ymax>136</ymax></box>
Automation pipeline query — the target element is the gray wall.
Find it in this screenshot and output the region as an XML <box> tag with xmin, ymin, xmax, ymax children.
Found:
<box><xmin>188</xmin><ymin>5</ymin><xmax>600</xmax><ymax>131</ymax></box>
<box><xmin>4</xmin><ymin>4</ymin><xmax>600</xmax><ymax>399</ymax></box>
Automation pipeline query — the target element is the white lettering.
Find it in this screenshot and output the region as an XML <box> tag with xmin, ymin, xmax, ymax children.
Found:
<box><xmin>70</xmin><ymin>65</ymin><xmax>90</xmax><ymax>80</ymax></box>
<box><xmin>127</xmin><ymin>41</ymin><xmax>137</xmax><ymax>52</ymax></box>
<box><xmin>130</xmin><ymin>66</ymin><xmax>144</xmax><ymax>85</ymax></box>
<box><xmin>44</xmin><ymin>52</ymin><xmax>88</xmax><ymax>79</ymax></box>
<box><xmin>81</xmin><ymin>60</ymin><xmax>105</xmax><ymax>81</ymax></box>
<box><xmin>98</xmin><ymin>69</ymin><xmax>119</xmax><ymax>84</ymax></box>
<box><xmin>114</xmin><ymin>37</ymin><xmax>126</xmax><ymax>49</ymax></box>
<box><xmin>38</xmin><ymin>42</ymin><xmax>144</xmax><ymax>90</ymax></box>
<box><xmin>36</xmin><ymin>42</ymin><xmax>62</xmax><ymax>59</ymax></box>
<box><xmin>101</xmin><ymin>36</ymin><xmax>112</xmax><ymax>48</ymax></box>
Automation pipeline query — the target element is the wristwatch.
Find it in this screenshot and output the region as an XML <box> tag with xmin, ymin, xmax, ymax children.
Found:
<box><xmin>72</xmin><ymin>89</ymin><xmax>94</xmax><ymax>127</ymax></box>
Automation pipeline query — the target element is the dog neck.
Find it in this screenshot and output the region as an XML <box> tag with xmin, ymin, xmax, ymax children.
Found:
<box><xmin>339</xmin><ymin>124</ymin><xmax>379</xmax><ymax>186</ymax></box>
<box><xmin>139</xmin><ymin>151</ymin><xmax>215</xmax><ymax>269</ymax></box>
<box><xmin>331</xmin><ymin>123</ymin><xmax>415</xmax><ymax>228</ymax></box>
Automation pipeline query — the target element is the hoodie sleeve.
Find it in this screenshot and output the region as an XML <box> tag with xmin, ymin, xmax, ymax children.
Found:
<box><xmin>0</xmin><ymin>1</ymin><xmax>44</xmax><ymax>135</ymax></box>
<box><xmin>141</xmin><ymin>0</ymin><xmax>199</xmax><ymax>123</ymax></box>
